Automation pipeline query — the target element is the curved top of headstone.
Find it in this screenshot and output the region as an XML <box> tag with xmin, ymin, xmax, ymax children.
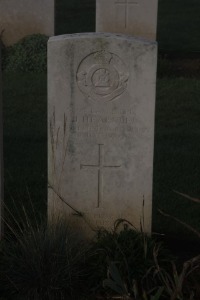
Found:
<box><xmin>48</xmin><ymin>32</ymin><xmax>157</xmax><ymax>46</ymax></box>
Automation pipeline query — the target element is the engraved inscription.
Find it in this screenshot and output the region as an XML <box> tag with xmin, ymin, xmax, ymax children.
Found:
<box><xmin>115</xmin><ymin>0</ymin><xmax>139</xmax><ymax>28</ymax></box>
<box><xmin>56</xmin><ymin>109</ymin><xmax>148</xmax><ymax>140</ymax></box>
<box><xmin>80</xmin><ymin>144</ymin><xmax>121</xmax><ymax>208</ymax></box>
<box><xmin>77</xmin><ymin>51</ymin><xmax>129</xmax><ymax>102</ymax></box>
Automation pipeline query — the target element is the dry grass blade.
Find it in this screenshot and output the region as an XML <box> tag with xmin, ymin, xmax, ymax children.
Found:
<box><xmin>48</xmin><ymin>183</ymin><xmax>97</xmax><ymax>232</ymax></box>
<box><xmin>48</xmin><ymin>183</ymin><xmax>83</xmax><ymax>217</ymax></box>
<box><xmin>158</xmin><ymin>209</ymin><xmax>200</xmax><ymax>239</ymax></box>
<box><xmin>174</xmin><ymin>190</ymin><xmax>200</xmax><ymax>204</ymax></box>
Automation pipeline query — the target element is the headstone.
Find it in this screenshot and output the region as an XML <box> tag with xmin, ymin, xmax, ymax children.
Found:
<box><xmin>96</xmin><ymin>0</ymin><xmax>158</xmax><ymax>40</ymax></box>
<box><xmin>0</xmin><ymin>0</ymin><xmax>54</xmax><ymax>46</ymax></box>
<box><xmin>0</xmin><ymin>45</ymin><xmax>3</xmax><ymax>239</ymax></box>
<box><xmin>48</xmin><ymin>33</ymin><xmax>157</xmax><ymax>237</ymax></box>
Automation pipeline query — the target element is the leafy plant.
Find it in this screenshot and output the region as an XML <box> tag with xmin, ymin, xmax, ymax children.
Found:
<box><xmin>3</xmin><ymin>34</ymin><xmax>48</xmax><ymax>73</ymax></box>
<box><xmin>103</xmin><ymin>261</ymin><xmax>130</xmax><ymax>297</ymax></box>
<box><xmin>103</xmin><ymin>261</ymin><xmax>165</xmax><ymax>300</ymax></box>
<box><xmin>153</xmin><ymin>245</ymin><xmax>200</xmax><ymax>300</ymax></box>
<box><xmin>87</xmin><ymin>220</ymin><xmax>172</xmax><ymax>298</ymax></box>
<box><xmin>102</xmin><ymin>243</ymin><xmax>200</xmax><ymax>300</ymax></box>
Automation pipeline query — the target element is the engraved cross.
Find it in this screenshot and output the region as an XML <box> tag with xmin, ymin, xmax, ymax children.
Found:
<box><xmin>80</xmin><ymin>144</ymin><xmax>121</xmax><ymax>208</ymax></box>
<box><xmin>115</xmin><ymin>0</ymin><xmax>139</xmax><ymax>28</ymax></box>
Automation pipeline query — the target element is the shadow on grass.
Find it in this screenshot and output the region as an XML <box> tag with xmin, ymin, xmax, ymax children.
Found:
<box><xmin>3</xmin><ymin>72</ymin><xmax>47</xmax><ymax>220</ymax></box>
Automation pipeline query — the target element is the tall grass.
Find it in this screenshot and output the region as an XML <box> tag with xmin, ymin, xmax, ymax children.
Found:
<box><xmin>0</xmin><ymin>204</ymin><xmax>90</xmax><ymax>300</ymax></box>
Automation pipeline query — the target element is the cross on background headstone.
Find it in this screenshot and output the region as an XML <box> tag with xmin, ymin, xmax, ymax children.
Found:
<box><xmin>80</xmin><ymin>144</ymin><xmax>121</xmax><ymax>208</ymax></box>
<box><xmin>115</xmin><ymin>0</ymin><xmax>139</xmax><ymax>28</ymax></box>
<box><xmin>96</xmin><ymin>0</ymin><xmax>158</xmax><ymax>41</ymax></box>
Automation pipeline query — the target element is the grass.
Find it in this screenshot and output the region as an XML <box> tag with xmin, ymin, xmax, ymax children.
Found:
<box><xmin>0</xmin><ymin>213</ymin><xmax>90</xmax><ymax>299</ymax></box>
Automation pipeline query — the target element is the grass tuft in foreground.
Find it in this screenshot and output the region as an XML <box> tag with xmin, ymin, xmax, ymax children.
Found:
<box><xmin>0</xmin><ymin>207</ymin><xmax>90</xmax><ymax>300</ymax></box>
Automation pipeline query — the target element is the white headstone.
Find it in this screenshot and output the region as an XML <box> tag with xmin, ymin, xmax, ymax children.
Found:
<box><xmin>96</xmin><ymin>0</ymin><xmax>158</xmax><ymax>40</ymax></box>
<box><xmin>48</xmin><ymin>33</ymin><xmax>157</xmax><ymax>237</ymax></box>
<box><xmin>0</xmin><ymin>0</ymin><xmax>54</xmax><ymax>46</ymax></box>
<box><xmin>0</xmin><ymin>46</ymin><xmax>3</xmax><ymax>239</ymax></box>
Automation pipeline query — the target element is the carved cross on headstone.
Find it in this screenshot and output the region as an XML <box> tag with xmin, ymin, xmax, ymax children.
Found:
<box><xmin>80</xmin><ymin>144</ymin><xmax>121</xmax><ymax>208</ymax></box>
<box><xmin>115</xmin><ymin>0</ymin><xmax>139</xmax><ymax>28</ymax></box>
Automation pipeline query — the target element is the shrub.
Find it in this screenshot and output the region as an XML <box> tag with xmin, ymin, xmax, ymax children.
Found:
<box><xmin>3</xmin><ymin>34</ymin><xmax>48</xmax><ymax>73</ymax></box>
<box><xmin>87</xmin><ymin>222</ymin><xmax>173</xmax><ymax>297</ymax></box>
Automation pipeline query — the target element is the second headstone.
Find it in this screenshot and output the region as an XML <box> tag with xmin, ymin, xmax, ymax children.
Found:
<box><xmin>96</xmin><ymin>0</ymin><xmax>158</xmax><ymax>40</ymax></box>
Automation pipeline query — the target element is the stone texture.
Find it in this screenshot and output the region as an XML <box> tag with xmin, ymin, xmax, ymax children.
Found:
<box><xmin>0</xmin><ymin>0</ymin><xmax>54</xmax><ymax>46</ymax></box>
<box><xmin>0</xmin><ymin>46</ymin><xmax>3</xmax><ymax>239</ymax></box>
<box><xmin>96</xmin><ymin>0</ymin><xmax>158</xmax><ymax>40</ymax></box>
<box><xmin>48</xmin><ymin>33</ymin><xmax>157</xmax><ymax>237</ymax></box>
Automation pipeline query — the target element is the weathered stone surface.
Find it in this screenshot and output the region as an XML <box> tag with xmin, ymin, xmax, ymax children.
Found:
<box><xmin>96</xmin><ymin>0</ymin><xmax>158</xmax><ymax>40</ymax></box>
<box><xmin>48</xmin><ymin>33</ymin><xmax>157</xmax><ymax>237</ymax></box>
<box><xmin>0</xmin><ymin>46</ymin><xmax>3</xmax><ymax>239</ymax></box>
<box><xmin>0</xmin><ymin>0</ymin><xmax>54</xmax><ymax>46</ymax></box>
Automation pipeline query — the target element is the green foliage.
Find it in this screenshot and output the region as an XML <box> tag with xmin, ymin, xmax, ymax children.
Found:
<box><xmin>104</xmin><ymin>261</ymin><xmax>165</xmax><ymax>300</ymax></box>
<box><xmin>155</xmin><ymin>258</ymin><xmax>200</xmax><ymax>300</ymax></box>
<box><xmin>100</xmin><ymin>231</ymin><xmax>200</xmax><ymax>299</ymax></box>
<box><xmin>0</xmin><ymin>213</ymin><xmax>199</xmax><ymax>299</ymax></box>
<box><xmin>103</xmin><ymin>261</ymin><xmax>130</xmax><ymax>296</ymax></box>
<box><xmin>87</xmin><ymin>223</ymin><xmax>172</xmax><ymax>297</ymax></box>
<box><xmin>3</xmin><ymin>34</ymin><xmax>48</xmax><ymax>73</ymax></box>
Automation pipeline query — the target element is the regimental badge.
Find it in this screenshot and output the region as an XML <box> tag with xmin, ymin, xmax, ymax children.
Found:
<box><xmin>77</xmin><ymin>51</ymin><xmax>129</xmax><ymax>102</ymax></box>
